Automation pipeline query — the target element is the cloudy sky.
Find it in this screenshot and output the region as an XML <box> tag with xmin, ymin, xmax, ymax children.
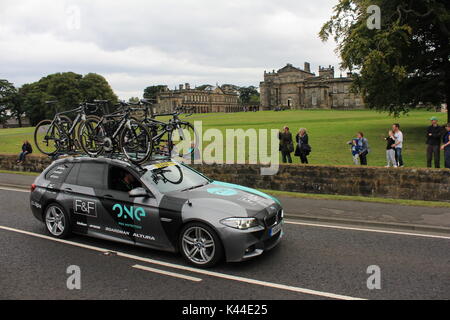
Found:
<box><xmin>0</xmin><ymin>0</ymin><xmax>342</xmax><ymax>99</ymax></box>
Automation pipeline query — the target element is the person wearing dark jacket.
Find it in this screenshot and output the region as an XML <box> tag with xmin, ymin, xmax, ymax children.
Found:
<box><xmin>441</xmin><ymin>123</ymin><xmax>450</xmax><ymax>169</ymax></box>
<box><xmin>426</xmin><ymin>117</ymin><xmax>444</xmax><ymax>168</ymax></box>
<box><xmin>385</xmin><ymin>130</ymin><xmax>397</xmax><ymax>167</ymax></box>
<box><xmin>278</xmin><ymin>126</ymin><xmax>293</xmax><ymax>163</ymax></box>
<box><xmin>357</xmin><ymin>132</ymin><xmax>370</xmax><ymax>165</ymax></box>
<box><xmin>17</xmin><ymin>140</ymin><xmax>32</xmax><ymax>164</ymax></box>
<box><xmin>295</xmin><ymin>128</ymin><xmax>310</xmax><ymax>164</ymax></box>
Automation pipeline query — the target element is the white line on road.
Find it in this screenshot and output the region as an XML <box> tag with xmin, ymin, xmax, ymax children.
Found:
<box><xmin>0</xmin><ymin>186</ymin><xmax>29</xmax><ymax>193</ymax></box>
<box><xmin>285</xmin><ymin>220</ymin><xmax>450</xmax><ymax>240</ymax></box>
<box><xmin>132</xmin><ymin>264</ymin><xmax>202</xmax><ymax>282</ymax></box>
<box><xmin>0</xmin><ymin>225</ymin><xmax>364</xmax><ymax>300</ymax></box>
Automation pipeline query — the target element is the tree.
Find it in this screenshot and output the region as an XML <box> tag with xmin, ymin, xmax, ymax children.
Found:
<box><xmin>0</xmin><ymin>79</ymin><xmax>15</xmax><ymax>126</ymax></box>
<box><xmin>128</xmin><ymin>97</ymin><xmax>140</xmax><ymax>103</ymax></box>
<box><xmin>79</xmin><ymin>73</ymin><xmax>118</xmax><ymax>103</ymax></box>
<box><xmin>239</xmin><ymin>86</ymin><xmax>260</xmax><ymax>105</ymax></box>
<box><xmin>20</xmin><ymin>72</ymin><xmax>118</xmax><ymax>125</ymax></box>
<box><xmin>143</xmin><ymin>85</ymin><xmax>167</xmax><ymax>100</ymax></box>
<box><xmin>320</xmin><ymin>0</ymin><xmax>450</xmax><ymax>122</ymax></box>
<box><xmin>0</xmin><ymin>105</ymin><xmax>10</xmax><ymax>126</ymax></box>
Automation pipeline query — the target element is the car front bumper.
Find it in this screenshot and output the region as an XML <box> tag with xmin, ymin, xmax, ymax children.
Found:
<box><xmin>218</xmin><ymin>221</ymin><xmax>284</xmax><ymax>262</ymax></box>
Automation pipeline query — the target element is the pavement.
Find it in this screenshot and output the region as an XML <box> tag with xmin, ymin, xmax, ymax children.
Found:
<box><xmin>1</xmin><ymin>172</ymin><xmax>450</xmax><ymax>233</ymax></box>
<box><xmin>0</xmin><ymin>187</ymin><xmax>449</xmax><ymax>300</ymax></box>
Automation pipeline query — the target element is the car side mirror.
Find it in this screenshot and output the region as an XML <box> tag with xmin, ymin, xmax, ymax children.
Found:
<box><xmin>129</xmin><ymin>187</ymin><xmax>150</xmax><ymax>198</ymax></box>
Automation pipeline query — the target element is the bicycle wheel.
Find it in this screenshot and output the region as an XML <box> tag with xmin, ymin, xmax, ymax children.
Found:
<box><xmin>78</xmin><ymin>118</ymin><xmax>105</xmax><ymax>157</ymax></box>
<box><xmin>170</xmin><ymin>122</ymin><xmax>199</xmax><ymax>158</ymax></box>
<box><xmin>74</xmin><ymin>115</ymin><xmax>100</xmax><ymax>151</ymax></box>
<box><xmin>159</xmin><ymin>165</ymin><xmax>183</xmax><ymax>185</ymax></box>
<box><xmin>120</xmin><ymin>118</ymin><xmax>152</xmax><ymax>164</ymax></box>
<box><xmin>34</xmin><ymin>120</ymin><xmax>62</xmax><ymax>155</ymax></box>
<box><xmin>57</xmin><ymin>116</ymin><xmax>75</xmax><ymax>153</ymax></box>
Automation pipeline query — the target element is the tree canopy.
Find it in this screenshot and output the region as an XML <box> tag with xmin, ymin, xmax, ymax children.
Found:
<box><xmin>239</xmin><ymin>86</ymin><xmax>260</xmax><ymax>105</ymax></box>
<box><xmin>19</xmin><ymin>72</ymin><xmax>118</xmax><ymax>125</ymax></box>
<box><xmin>320</xmin><ymin>0</ymin><xmax>450</xmax><ymax>121</ymax></box>
<box><xmin>0</xmin><ymin>79</ymin><xmax>16</xmax><ymax>125</ymax></box>
<box><xmin>143</xmin><ymin>85</ymin><xmax>167</xmax><ymax>100</ymax></box>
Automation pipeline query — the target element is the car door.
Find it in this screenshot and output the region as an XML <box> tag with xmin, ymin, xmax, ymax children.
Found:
<box><xmin>101</xmin><ymin>165</ymin><xmax>160</xmax><ymax>247</ymax></box>
<box><xmin>61</xmin><ymin>161</ymin><xmax>107</xmax><ymax>236</ymax></box>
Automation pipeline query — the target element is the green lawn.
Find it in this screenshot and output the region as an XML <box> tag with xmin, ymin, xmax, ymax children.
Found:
<box><xmin>0</xmin><ymin>109</ymin><xmax>447</xmax><ymax>168</ymax></box>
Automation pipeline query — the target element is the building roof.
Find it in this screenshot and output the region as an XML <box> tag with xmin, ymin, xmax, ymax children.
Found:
<box><xmin>277</xmin><ymin>63</ymin><xmax>314</xmax><ymax>75</ymax></box>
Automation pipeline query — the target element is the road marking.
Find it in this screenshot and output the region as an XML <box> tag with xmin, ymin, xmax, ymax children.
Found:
<box><xmin>0</xmin><ymin>186</ymin><xmax>29</xmax><ymax>193</ymax></box>
<box><xmin>1</xmin><ymin>186</ymin><xmax>449</xmax><ymax>240</ymax></box>
<box><xmin>132</xmin><ymin>264</ymin><xmax>202</xmax><ymax>282</ymax></box>
<box><xmin>284</xmin><ymin>220</ymin><xmax>450</xmax><ymax>240</ymax></box>
<box><xmin>0</xmin><ymin>225</ymin><xmax>363</xmax><ymax>300</ymax></box>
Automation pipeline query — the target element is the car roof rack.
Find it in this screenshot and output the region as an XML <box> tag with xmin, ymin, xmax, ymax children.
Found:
<box><xmin>49</xmin><ymin>149</ymin><xmax>174</xmax><ymax>171</ymax></box>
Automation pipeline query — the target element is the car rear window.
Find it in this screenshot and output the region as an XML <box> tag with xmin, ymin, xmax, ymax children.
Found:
<box><xmin>45</xmin><ymin>163</ymin><xmax>73</xmax><ymax>183</ymax></box>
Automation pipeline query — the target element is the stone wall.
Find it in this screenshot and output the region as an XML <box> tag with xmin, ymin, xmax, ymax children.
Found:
<box><xmin>0</xmin><ymin>154</ymin><xmax>51</xmax><ymax>173</ymax></box>
<box><xmin>0</xmin><ymin>153</ymin><xmax>449</xmax><ymax>202</ymax></box>
<box><xmin>190</xmin><ymin>164</ymin><xmax>450</xmax><ymax>202</ymax></box>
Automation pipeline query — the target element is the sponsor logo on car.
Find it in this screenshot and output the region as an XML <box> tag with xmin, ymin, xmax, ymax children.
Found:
<box><xmin>74</xmin><ymin>199</ymin><xmax>97</xmax><ymax>217</ymax></box>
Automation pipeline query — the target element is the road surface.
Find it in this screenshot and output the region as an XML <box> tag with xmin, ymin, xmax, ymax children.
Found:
<box><xmin>0</xmin><ymin>186</ymin><xmax>449</xmax><ymax>300</ymax></box>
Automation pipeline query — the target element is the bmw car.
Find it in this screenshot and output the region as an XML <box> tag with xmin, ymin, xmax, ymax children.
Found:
<box><xmin>30</xmin><ymin>157</ymin><xmax>284</xmax><ymax>267</ymax></box>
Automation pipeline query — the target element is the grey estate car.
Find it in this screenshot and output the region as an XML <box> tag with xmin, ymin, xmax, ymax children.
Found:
<box><xmin>30</xmin><ymin>157</ymin><xmax>283</xmax><ymax>267</ymax></box>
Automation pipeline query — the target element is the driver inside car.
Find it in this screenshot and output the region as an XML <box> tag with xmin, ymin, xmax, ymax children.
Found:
<box><xmin>112</xmin><ymin>167</ymin><xmax>141</xmax><ymax>192</ymax></box>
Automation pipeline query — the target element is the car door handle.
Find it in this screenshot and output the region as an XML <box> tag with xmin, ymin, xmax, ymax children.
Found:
<box><xmin>103</xmin><ymin>194</ymin><xmax>113</xmax><ymax>199</ymax></box>
<box><xmin>64</xmin><ymin>187</ymin><xmax>72</xmax><ymax>192</ymax></box>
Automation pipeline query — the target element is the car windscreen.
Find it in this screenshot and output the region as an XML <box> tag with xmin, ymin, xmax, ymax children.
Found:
<box><xmin>140</xmin><ymin>162</ymin><xmax>211</xmax><ymax>194</ymax></box>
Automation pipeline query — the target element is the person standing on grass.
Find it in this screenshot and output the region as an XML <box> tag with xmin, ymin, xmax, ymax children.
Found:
<box><xmin>392</xmin><ymin>123</ymin><xmax>404</xmax><ymax>167</ymax></box>
<box><xmin>347</xmin><ymin>138</ymin><xmax>361</xmax><ymax>165</ymax></box>
<box><xmin>426</xmin><ymin>116</ymin><xmax>444</xmax><ymax>168</ymax></box>
<box><xmin>17</xmin><ymin>140</ymin><xmax>32</xmax><ymax>164</ymax></box>
<box><xmin>441</xmin><ymin>123</ymin><xmax>450</xmax><ymax>169</ymax></box>
<box><xmin>278</xmin><ymin>126</ymin><xmax>293</xmax><ymax>163</ymax></box>
<box><xmin>295</xmin><ymin>128</ymin><xmax>310</xmax><ymax>164</ymax></box>
<box><xmin>385</xmin><ymin>130</ymin><xmax>397</xmax><ymax>167</ymax></box>
<box><xmin>357</xmin><ymin>132</ymin><xmax>370</xmax><ymax>165</ymax></box>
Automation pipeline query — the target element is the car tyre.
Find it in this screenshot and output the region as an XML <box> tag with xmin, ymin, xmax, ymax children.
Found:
<box><xmin>44</xmin><ymin>203</ymin><xmax>71</xmax><ymax>239</ymax></box>
<box><xmin>179</xmin><ymin>222</ymin><xmax>223</xmax><ymax>268</ymax></box>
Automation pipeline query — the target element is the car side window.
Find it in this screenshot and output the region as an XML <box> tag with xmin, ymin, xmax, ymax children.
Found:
<box><xmin>64</xmin><ymin>163</ymin><xmax>80</xmax><ymax>185</ymax></box>
<box><xmin>45</xmin><ymin>163</ymin><xmax>73</xmax><ymax>183</ymax></box>
<box><xmin>74</xmin><ymin>162</ymin><xmax>106</xmax><ymax>189</ymax></box>
<box><xmin>108</xmin><ymin>166</ymin><xmax>142</xmax><ymax>193</ymax></box>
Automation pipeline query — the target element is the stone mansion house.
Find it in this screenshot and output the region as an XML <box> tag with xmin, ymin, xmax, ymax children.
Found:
<box><xmin>259</xmin><ymin>62</ymin><xmax>365</xmax><ymax>110</ymax></box>
<box><xmin>156</xmin><ymin>83</ymin><xmax>240</xmax><ymax>114</ymax></box>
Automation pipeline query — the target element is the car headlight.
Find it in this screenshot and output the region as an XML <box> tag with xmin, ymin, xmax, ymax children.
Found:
<box><xmin>220</xmin><ymin>217</ymin><xmax>260</xmax><ymax>230</ymax></box>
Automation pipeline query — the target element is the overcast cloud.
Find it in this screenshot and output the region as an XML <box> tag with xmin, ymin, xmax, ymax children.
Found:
<box><xmin>0</xmin><ymin>0</ymin><xmax>342</xmax><ymax>99</ymax></box>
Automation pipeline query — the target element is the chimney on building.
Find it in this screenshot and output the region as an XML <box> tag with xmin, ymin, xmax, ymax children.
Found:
<box><xmin>185</xmin><ymin>83</ymin><xmax>190</xmax><ymax>90</ymax></box>
<box><xmin>304</xmin><ymin>62</ymin><xmax>311</xmax><ymax>73</ymax></box>
<box><xmin>179</xmin><ymin>84</ymin><xmax>184</xmax><ymax>90</ymax></box>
